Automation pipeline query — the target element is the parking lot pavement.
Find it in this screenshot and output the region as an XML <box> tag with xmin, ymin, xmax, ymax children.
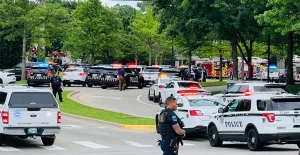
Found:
<box><xmin>1</xmin><ymin>114</ymin><xmax>298</xmax><ymax>155</ymax></box>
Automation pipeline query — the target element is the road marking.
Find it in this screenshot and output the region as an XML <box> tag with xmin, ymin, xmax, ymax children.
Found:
<box><xmin>0</xmin><ymin>145</ymin><xmax>21</xmax><ymax>151</ymax></box>
<box><xmin>182</xmin><ymin>143</ymin><xmax>195</xmax><ymax>146</ymax></box>
<box><xmin>137</xmin><ymin>95</ymin><xmax>159</xmax><ymax>108</ymax></box>
<box><xmin>122</xmin><ymin>140</ymin><xmax>154</xmax><ymax>148</ymax></box>
<box><xmin>73</xmin><ymin>141</ymin><xmax>111</xmax><ymax>149</ymax></box>
<box><xmin>39</xmin><ymin>145</ymin><xmax>66</xmax><ymax>150</ymax></box>
<box><xmin>90</xmin><ymin>96</ymin><xmax>121</xmax><ymax>100</ymax></box>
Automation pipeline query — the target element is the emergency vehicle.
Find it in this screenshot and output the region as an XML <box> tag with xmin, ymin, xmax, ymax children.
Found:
<box><xmin>0</xmin><ymin>84</ymin><xmax>61</xmax><ymax>146</ymax></box>
<box><xmin>208</xmin><ymin>93</ymin><xmax>300</xmax><ymax>151</ymax></box>
<box><xmin>214</xmin><ymin>82</ymin><xmax>289</xmax><ymax>105</ymax></box>
<box><xmin>85</xmin><ymin>66</ymin><xmax>104</xmax><ymax>87</ymax></box>
<box><xmin>62</xmin><ymin>67</ymin><xmax>88</xmax><ymax>87</ymax></box>
<box><xmin>141</xmin><ymin>66</ymin><xmax>163</xmax><ymax>86</ymax></box>
<box><xmin>26</xmin><ymin>63</ymin><xmax>51</xmax><ymax>86</ymax></box>
<box><xmin>123</xmin><ymin>65</ymin><xmax>144</xmax><ymax>89</ymax></box>
<box><xmin>156</xmin><ymin>95</ymin><xmax>225</xmax><ymax>134</ymax></box>
<box><xmin>98</xmin><ymin>64</ymin><xmax>121</xmax><ymax>89</ymax></box>
<box><xmin>200</xmin><ymin>60</ymin><xmax>233</xmax><ymax>79</ymax></box>
<box><xmin>293</xmin><ymin>56</ymin><xmax>300</xmax><ymax>81</ymax></box>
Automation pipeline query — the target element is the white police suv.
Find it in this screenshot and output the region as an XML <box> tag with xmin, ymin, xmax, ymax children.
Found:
<box><xmin>156</xmin><ymin>95</ymin><xmax>225</xmax><ymax>134</ymax></box>
<box><xmin>214</xmin><ymin>82</ymin><xmax>288</xmax><ymax>105</ymax></box>
<box><xmin>0</xmin><ymin>84</ymin><xmax>61</xmax><ymax>146</ymax></box>
<box><xmin>207</xmin><ymin>92</ymin><xmax>300</xmax><ymax>151</ymax></box>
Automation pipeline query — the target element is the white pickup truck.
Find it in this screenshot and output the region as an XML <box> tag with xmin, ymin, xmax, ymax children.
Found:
<box><xmin>0</xmin><ymin>85</ymin><xmax>61</xmax><ymax>146</ymax></box>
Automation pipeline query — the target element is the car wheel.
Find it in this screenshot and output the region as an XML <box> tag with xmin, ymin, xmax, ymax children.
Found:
<box><xmin>68</xmin><ymin>83</ymin><xmax>71</xmax><ymax>87</ymax></box>
<box><xmin>87</xmin><ymin>84</ymin><xmax>93</xmax><ymax>87</ymax></box>
<box><xmin>0</xmin><ymin>134</ymin><xmax>3</xmax><ymax>146</ymax></box>
<box><xmin>208</xmin><ymin>126</ymin><xmax>223</xmax><ymax>147</ymax></box>
<box><xmin>148</xmin><ymin>90</ymin><xmax>152</xmax><ymax>101</ymax></box>
<box><xmin>247</xmin><ymin>128</ymin><xmax>262</xmax><ymax>151</ymax></box>
<box><xmin>41</xmin><ymin>136</ymin><xmax>55</xmax><ymax>146</ymax></box>
<box><xmin>82</xmin><ymin>83</ymin><xmax>86</xmax><ymax>87</ymax></box>
<box><xmin>102</xmin><ymin>86</ymin><xmax>107</xmax><ymax>89</ymax></box>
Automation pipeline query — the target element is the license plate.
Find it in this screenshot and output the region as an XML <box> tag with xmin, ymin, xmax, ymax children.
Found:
<box><xmin>37</xmin><ymin>74</ymin><xmax>41</xmax><ymax>76</ymax></box>
<box><xmin>93</xmin><ymin>74</ymin><xmax>97</xmax><ymax>77</ymax></box>
<box><xmin>28</xmin><ymin>128</ymin><xmax>37</xmax><ymax>134</ymax></box>
<box><xmin>70</xmin><ymin>79</ymin><xmax>74</xmax><ymax>82</ymax></box>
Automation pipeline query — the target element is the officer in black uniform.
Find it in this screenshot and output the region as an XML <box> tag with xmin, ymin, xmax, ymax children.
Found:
<box><xmin>50</xmin><ymin>72</ymin><xmax>63</xmax><ymax>102</ymax></box>
<box><xmin>158</xmin><ymin>97</ymin><xmax>186</xmax><ymax>155</ymax></box>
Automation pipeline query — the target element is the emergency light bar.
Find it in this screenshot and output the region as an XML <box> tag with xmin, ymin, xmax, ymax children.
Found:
<box><xmin>177</xmin><ymin>90</ymin><xmax>207</xmax><ymax>96</ymax></box>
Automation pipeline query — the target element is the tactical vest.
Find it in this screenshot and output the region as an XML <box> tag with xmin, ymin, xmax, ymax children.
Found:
<box><xmin>158</xmin><ymin>109</ymin><xmax>176</xmax><ymax>138</ymax></box>
<box><xmin>52</xmin><ymin>77</ymin><xmax>60</xmax><ymax>87</ymax></box>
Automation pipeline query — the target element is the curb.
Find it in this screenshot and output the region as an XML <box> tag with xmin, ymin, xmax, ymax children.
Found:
<box><xmin>66</xmin><ymin>91</ymin><xmax>156</xmax><ymax>131</ymax></box>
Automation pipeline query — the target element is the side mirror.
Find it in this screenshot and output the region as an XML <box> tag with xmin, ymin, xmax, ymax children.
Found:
<box><xmin>218</xmin><ymin>107</ymin><xmax>224</xmax><ymax>113</ymax></box>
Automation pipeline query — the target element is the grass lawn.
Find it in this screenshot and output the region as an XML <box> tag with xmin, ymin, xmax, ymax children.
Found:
<box><xmin>200</xmin><ymin>81</ymin><xmax>227</xmax><ymax>87</ymax></box>
<box><xmin>211</xmin><ymin>91</ymin><xmax>222</xmax><ymax>95</ymax></box>
<box><xmin>16</xmin><ymin>80</ymin><xmax>26</xmax><ymax>84</ymax></box>
<box><xmin>59</xmin><ymin>90</ymin><xmax>155</xmax><ymax>125</ymax></box>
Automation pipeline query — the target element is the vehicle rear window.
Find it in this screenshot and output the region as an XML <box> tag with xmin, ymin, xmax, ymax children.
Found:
<box><xmin>65</xmin><ymin>68</ymin><xmax>82</xmax><ymax>72</ymax></box>
<box><xmin>103</xmin><ymin>68</ymin><xmax>118</xmax><ymax>74</ymax></box>
<box><xmin>144</xmin><ymin>68</ymin><xmax>159</xmax><ymax>72</ymax></box>
<box><xmin>9</xmin><ymin>92</ymin><xmax>58</xmax><ymax>108</ymax></box>
<box><xmin>88</xmin><ymin>68</ymin><xmax>103</xmax><ymax>73</ymax></box>
<box><xmin>177</xmin><ymin>82</ymin><xmax>201</xmax><ymax>89</ymax></box>
<box><xmin>161</xmin><ymin>79</ymin><xmax>172</xmax><ymax>83</ymax></box>
<box><xmin>253</xmin><ymin>86</ymin><xmax>289</xmax><ymax>93</ymax></box>
<box><xmin>257</xmin><ymin>98</ymin><xmax>300</xmax><ymax>111</ymax></box>
<box><xmin>30</xmin><ymin>67</ymin><xmax>48</xmax><ymax>73</ymax></box>
<box><xmin>188</xmin><ymin>99</ymin><xmax>225</xmax><ymax>107</ymax></box>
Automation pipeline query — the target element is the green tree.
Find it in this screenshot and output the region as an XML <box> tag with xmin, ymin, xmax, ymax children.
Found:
<box><xmin>256</xmin><ymin>0</ymin><xmax>300</xmax><ymax>84</ymax></box>
<box><xmin>63</xmin><ymin>0</ymin><xmax>123</xmax><ymax>65</ymax></box>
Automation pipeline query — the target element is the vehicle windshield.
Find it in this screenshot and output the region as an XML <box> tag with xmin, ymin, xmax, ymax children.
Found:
<box><xmin>177</xmin><ymin>82</ymin><xmax>202</xmax><ymax>89</ymax></box>
<box><xmin>257</xmin><ymin>98</ymin><xmax>300</xmax><ymax>111</ymax></box>
<box><xmin>188</xmin><ymin>98</ymin><xmax>225</xmax><ymax>107</ymax></box>
<box><xmin>144</xmin><ymin>68</ymin><xmax>159</xmax><ymax>72</ymax></box>
<box><xmin>253</xmin><ymin>86</ymin><xmax>288</xmax><ymax>93</ymax></box>
<box><xmin>65</xmin><ymin>68</ymin><xmax>83</xmax><ymax>72</ymax></box>
<box><xmin>88</xmin><ymin>68</ymin><xmax>103</xmax><ymax>73</ymax></box>
<box><xmin>9</xmin><ymin>92</ymin><xmax>58</xmax><ymax>108</ymax></box>
<box><xmin>103</xmin><ymin>68</ymin><xmax>119</xmax><ymax>74</ymax></box>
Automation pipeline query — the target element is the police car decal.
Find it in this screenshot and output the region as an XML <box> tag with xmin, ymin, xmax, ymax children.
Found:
<box><xmin>225</xmin><ymin>121</ymin><xmax>243</xmax><ymax>127</ymax></box>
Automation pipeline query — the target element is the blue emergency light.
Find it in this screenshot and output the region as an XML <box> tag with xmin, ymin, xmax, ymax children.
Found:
<box><xmin>269</xmin><ymin>65</ymin><xmax>277</xmax><ymax>69</ymax></box>
<box><xmin>37</xmin><ymin>63</ymin><xmax>49</xmax><ymax>68</ymax></box>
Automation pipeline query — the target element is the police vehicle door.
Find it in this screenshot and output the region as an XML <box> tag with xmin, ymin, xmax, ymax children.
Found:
<box><xmin>174</xmin><ymin>98</ymin><xmax>186</xmax><ymax>125</ymax></box>
<box><xmin>222</xmin><ymin>85</ymin><xmax>248</xmax><ymax>104</ymax></box>
<box><xmin>162</xmin><ymin>82</ymin><xmax>174</xmax><ymax>103</ymax></box>
<box><xmin>218</xmin><ymin>99</ymin><xmax>241</xmax><ymax>139</ymax></box>
<box><xmin>164</xmin><ymin>82</ymin><xmax>175</xmax><ymax>98</ymax></box>
<box><xmin>231</xmin><ymin>99</ymin><xmax>251</xmax><ymax>140</ymax></box>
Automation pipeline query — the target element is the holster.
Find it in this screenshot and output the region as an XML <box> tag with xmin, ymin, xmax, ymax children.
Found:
<box><xmin>169</xmin><ymin>137</ymin><xmax>178</xmax><ymax>147</ymax></box>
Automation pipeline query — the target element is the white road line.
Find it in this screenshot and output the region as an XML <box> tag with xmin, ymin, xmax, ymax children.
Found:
<box><xmin>123</xmin><ymin>140</ymin><xmax>154</xmax><ymax>148</ymax></box>
<box><xmin>73</xmin><ymin>141</ymin><xmax>111</xmax><ymax>149</ymax></box>
<box><xmin>137</xmin><ymin>95</ymin><xmax>159</xmax><ymax>108</ymax></box>
<box><xmin>182</xmin><ymin>143</ymin><xmax>195</xmax><ymax>146</ymax></box>
<box><xmin>90</xmin><ymin>96</ymin><xmax>121</xmax><ymax>100</ymax></box>
<box><xmin>39</xmin><ymin>145</ymin><xmax>66</xmax><ymax>150</ymax></box>
<box><xmin>0</xmin><ymin>145</ymin><xmax>21</xmax><ymax>151</ymax></box>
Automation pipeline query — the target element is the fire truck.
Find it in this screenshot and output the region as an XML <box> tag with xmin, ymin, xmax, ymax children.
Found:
<box><xmin>200</xmin><ymin>60</ymin><xmax>233</xmax><ymax>78</ymax></box>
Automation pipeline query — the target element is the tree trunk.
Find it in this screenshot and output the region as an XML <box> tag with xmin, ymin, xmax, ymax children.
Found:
<box><xmin>21</xmin><ymin>27</ymin><xmax>27</xmax><ymax>81</ymax></box>
<box><xmin>160</xmin><ymin>54</ymin><xmax>162</xmax><ymax>65</ymax></box>
<box><xmin>219</xmin><ymin>53</ymin><xmax>223</xmax><ymax>81</ymax></box>
<box><xmin>148</xmin><ymin>39</ymin><xmax>152</xmax><ymax>66</ymax></box>
<box><xmin>188</xmin><ymin>50</ymin><xmax>192</xmax><ymax>74</ymax></box>
<box><xmin>155</xmin><ymin>50</ymin><xmax>158</xmax><ymax>65</ymax></box>
<box><xmin>287</xmin><ymin>31</ymin><xmax>294</xmax><ymax>85</ymax></box>
<box><xmin>247</xmin><ymin>40</ymin><xmax>253</xmax><ymax>80</ymax></box>
<box><xmin>91</xmin><ymin>51</ymin><xmax>95</xmax><ymax>66</ymax></box>
<box><xmin>231</xmin><ymin>30</ymin><xmax>238</xmax><ymax>81</ymax></box>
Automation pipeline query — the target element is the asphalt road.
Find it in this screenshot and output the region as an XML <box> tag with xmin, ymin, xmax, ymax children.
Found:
<box><xmin>66</xmin><ymin>84</ymin><xmax>227</xmax><ymax>119</ymax></box>
<box><xmin>1</xmin><ymin>114</ymin><xmax>299</xmax><ymax>155</ymax></box>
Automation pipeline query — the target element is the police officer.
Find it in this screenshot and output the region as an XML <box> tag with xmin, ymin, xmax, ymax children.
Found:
<box><xmin>118</xmin><ymin>67</ymin><xmax>126</xmax><ymax>91</ymax></box>
<box><xmin>158</xmin><ymin>97</ymin><xmax>186</xmax><ymax>155</ymax></box>
<box><xmin>50</xmin><ymin>72</ymin><xmax>63</xmax><ymax>102</ymax></box>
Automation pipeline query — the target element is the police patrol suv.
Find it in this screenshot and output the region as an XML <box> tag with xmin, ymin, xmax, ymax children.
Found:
<box><xmin>0</xmin><ymin>84</ymin><xmax>61</xmax><ymax>146</ymax></box>
<box><xmin>207</xmin><ymin>92</ymin><xmax>300</xmax><ymax>151</ymax></box>
<box><xmin>214</xmin><ymin>82</ymin><xmax>289</xmax><ymax>105</ymax></box>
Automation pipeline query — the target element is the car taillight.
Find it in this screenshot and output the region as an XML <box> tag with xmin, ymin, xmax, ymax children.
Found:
<box><xmin>2</xmin><ymin>111</ymin><xmax>9</xmax><ymax>124</ymax></box>
<box><xmin>263</xmin><ymin>113</ymin><xmax>275</xmax><ymax>122</ymax></box>
<box><xmin>177</xmin><ymin>90</ymin><xmax>200</xmax><ymax>96</ymax></box>
<box><xmin>63</xmin><ymin>73</ymin><xmax>67</xmax><ymax>76</ymax></box>
<box><xmin>158</xmin><ymin>85</ymin><xmax>163</xmax><ymax>89</ymax></box>
<box><xmin>78</xmin><ymin>72</ymin><xmax>83</xmax><ymax>76</ymax></box>
<box><xmin>57</xmin><ymin>111</ymin><xmax>61</xmax><ymax>123</ymax></box>
<box><xmin>189</xmin><ymin>110</ymin><xmax>203</xmax><ymax>116</ymax></box>
<box><xmin>244</xmin><ymin>89</ymin><xmax>252</xmax><ymax>96</ymax></box>
<box><xmin>7</xmin><ymin>74</ymin><xmax>13</xmax><ymax>77</ymax></box>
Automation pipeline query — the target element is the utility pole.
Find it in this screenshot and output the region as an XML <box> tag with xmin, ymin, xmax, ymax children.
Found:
<box><xmin>267</xmin><ymin>33</ymin><xmax>271</xmax><ymax>82</ymax></box>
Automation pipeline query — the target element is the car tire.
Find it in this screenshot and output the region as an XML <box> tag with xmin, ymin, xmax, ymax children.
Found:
<box><xmin>102</xmin><ymin>86</ymin><xmax>107</xmax><ymax>89</ymax></box>
<box><xmin>82</xmin><ymin>83</ymin><xmax>86</xmax><ymax>87</ymax></box>
<box><xmin>68</xmin><ymin>83</ymin><xmax>71</xmax><ymax>87</ymax></box>
<box><xmin>0</xmin><ymin>134</ymin><xmax>3</xmax><ymax>146</ymax></box>
<box><xmin>63</xmin><ymin>83</ymin><xmax>66</xmax><ymax>87</ymax></box>
<box><xmin>148</xmin><ymin>90</ymin><xmax>152</xmax><ymax>101</ymax></box>
<box><xmin>208</xmin><ymin>126</ymin><xmax>223</xmax><ymax>147</ymax></box>
<box><xmin>247</xmin><ymin>128</ymin><xmax>262</xmax><ymax>151</ymax></box>
<box><xmin>41</xmin><ymin>136</ymin><xmax>55</xmax><ymax>146</ymax></box>
<box><xmin>88</xmin><ymin>84</ymin><xmax>93</xmax><ymax>87</ymax></box>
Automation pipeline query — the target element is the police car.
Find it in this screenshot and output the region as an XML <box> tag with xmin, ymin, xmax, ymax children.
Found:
<box><xmin>26</xmin><ymin>63</ymin><xmax>51</xmax><ymax>86</ymax></box>
<box><xmin>141</xmin><ymin>66</ymin><xmax>163</xmax><ymax>86</ymax></box>
<box><xmin>85</xmin><ymin>66</ymin><xmax>105</xmax><ymax>87</ymax></box>
<box><xmin>0</xmin><ymin>84</ymin><xmax>61</xmax><ymax>146</ymax></box>
<box><xmin>159</xmin><ymin>81</ymin><xmax>207</xmax><ymax>105</ymax></box>
<box><xmin>62</xmin><ymin>67</ymin><xmax>87</xmax><ymax>87</ymax></box>
<box><xmin>155</xmin><ymin>95</ymin><xmax>225</xmax><ymax>134</ymax></box>
<box><xmin>214</xmin><ymin>82</ymin><xmax>289</xmax><ymax>105</ymax></box>
<box><xmin>148</xmin><ymin>75</ymin><xmax>180</xmax><ymax>103</ymax></box>
<box><xmin>207</xmin><ymin>92</ymin><xmax>300</xmax><ymax>151</ymax></box>
<box><xmin>258</xmin><ymin>65</ymin><xmax>280</xmax><ymax>81</ymax></box>
<box><xmin>0</xmin><ymin>72</ymin><xmax>16</xmax><ymax>84</ymax></box>
<box><xmin>124</xmin><ymin>65</ymin><xmax>144</xmax><ymax>89</ymax></box>
<box><xmin>98</xmin><ymin>66</ymin><xmax>120</xmax><ymax>89</ymax></box>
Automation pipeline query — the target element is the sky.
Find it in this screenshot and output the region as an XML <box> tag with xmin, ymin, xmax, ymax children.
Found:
<box><xmin>100</xmin><ymin>0</ymin><xmax>142</xmax><ymax>8</ymax></box>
